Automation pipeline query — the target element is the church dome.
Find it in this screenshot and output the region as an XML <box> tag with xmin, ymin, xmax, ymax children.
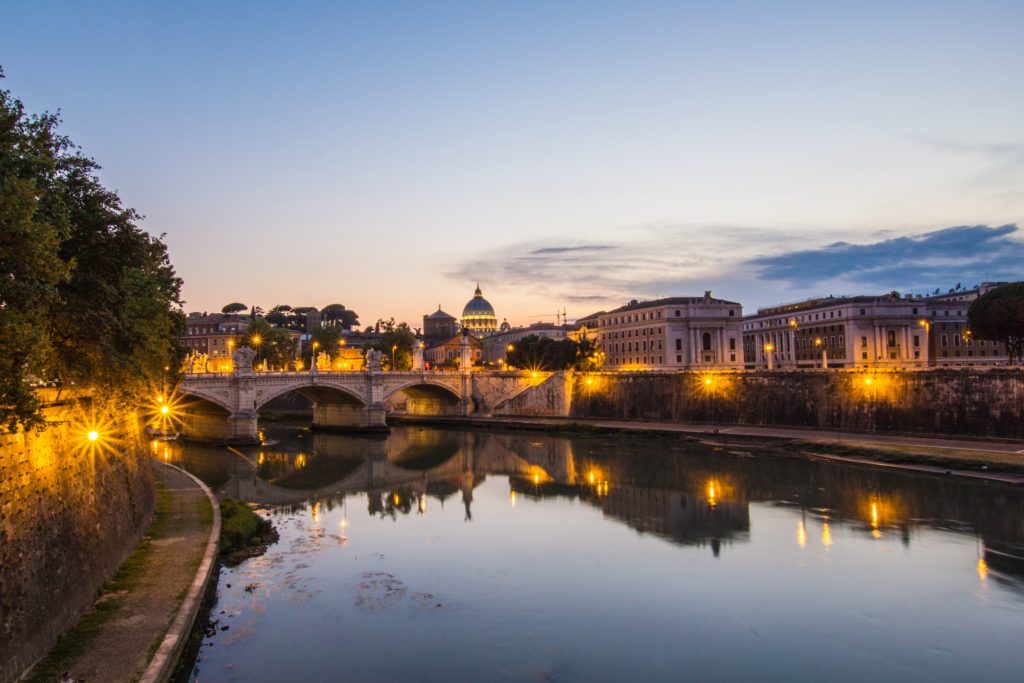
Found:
<box><xmin>461</xmin><ymin>284</ymin><xmax>498</xmax><ymax>335</ymax></box>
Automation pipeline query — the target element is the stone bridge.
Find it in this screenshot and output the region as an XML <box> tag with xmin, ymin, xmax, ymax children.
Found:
<box><xmin>178</xmin><ymin>355</ymin><xmax>571</xmax><ymax>444</ymax></box>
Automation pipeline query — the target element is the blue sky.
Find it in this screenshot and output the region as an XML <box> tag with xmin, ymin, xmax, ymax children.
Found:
<box><xmin>4</xmin><ymin>1</ymin><xmax>1022</xmax><ymax>325</ymax></box>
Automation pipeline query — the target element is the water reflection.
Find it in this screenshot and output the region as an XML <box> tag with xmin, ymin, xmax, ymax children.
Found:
<box><xmin>162</xmin><ymin>424</ymin><xmax>1024</xmax><ymax>682</ymax></box>
<box><xmin>162</xmin><ymin>423</ymin><xmax>1024</xmax><ymax>587</ymax></box>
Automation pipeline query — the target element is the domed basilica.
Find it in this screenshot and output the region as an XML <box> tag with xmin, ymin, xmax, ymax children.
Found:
<box><xmin>461</xmin><ymin>284</ymin><xmax>498</xmax><ymax>335</ymax></box>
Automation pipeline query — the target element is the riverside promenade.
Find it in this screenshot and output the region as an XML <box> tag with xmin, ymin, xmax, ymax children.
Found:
<box><xmin>25</xmin><ymin>462</ymin><xmax>219</xmax><ymax>683</ymax></box>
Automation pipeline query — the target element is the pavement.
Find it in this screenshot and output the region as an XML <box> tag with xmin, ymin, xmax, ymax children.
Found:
<box><xmin>29</xmin><ymin>462</ymin><xmax>218</xmax><ymax>683</ymax></box>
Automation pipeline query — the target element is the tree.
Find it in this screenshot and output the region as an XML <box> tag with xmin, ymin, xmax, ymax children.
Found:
<box><xmin>575</xmin><ymin>335</ymin><xmax>603</xmax><ymax>371</ymax></box>
<box><xmin>320</xmin><ymin>303</ymin><xmax>360</xmax><ymax>330</ymax></box>
<box><xmin>222</xmin><ymin>302</ymin><xmax>247</xmax><ymax>315</ymax></box>
<box><xmin>245</xmin><ymin>317</ymin><xmax>295</xmax><ymax>370</ymax></box>
<box><xmin>369</xmin><ymin>318</ymin><xmax>416</xmax><ymax>370</ymax></box>
<box><xmin>0</xmin><ymin>72</ymin><xmax>71</xmax><ymax>429</ymax></box>
<box><xmin>968</xmin><ymin>282</ymin><xmax>1024</xmax><ymax>365</ymax></box>
<box><xmin>0</xmin><ymin>69</ymin><xmax>184</xmax><ymax>428</ymax></box>
<box><xmin>506</xmin><ymin>335</ymin><xmax>579</xmax><ymax>371</ymax></box>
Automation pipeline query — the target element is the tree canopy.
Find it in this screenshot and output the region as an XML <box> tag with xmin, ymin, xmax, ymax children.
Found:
<box><xmin>221</xmin><ymin>302</ymin><xmax>247</xmax><ymax>315</ymax></box>
<box><xmin>968</xmin><ymin>282</ymin><xmax>1024</xmax><ymax>365</ymax></box>
<box><xmin>505</xmin><ymin>335</ymin><xmax>599</xmax><ymax>371</ymax></box>
<box><xmin>244</xmin><ymin>318</ymin><xmax>296</xmax><ymax>370</ymax></box>
<box><xmin>0</xmin><ymin>69</ymin><xmax>184</xmax><ymax>430</ymax></box>
<box><xmin>320</xmin><ymin>303</ymin><xmax>360</xmax><ymax>330</ymax></box>
<box><xmin>369</xmin><ymin>318</ymin><xmax>416</xmax><ymax>370</ymax></box>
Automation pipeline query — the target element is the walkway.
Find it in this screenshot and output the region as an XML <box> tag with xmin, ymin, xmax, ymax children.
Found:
<box><xmin>26</xmin><ymin>463</ymin><xmax>217</xmax><ymax>683</ymax></box>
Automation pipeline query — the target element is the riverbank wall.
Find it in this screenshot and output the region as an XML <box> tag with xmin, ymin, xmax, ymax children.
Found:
<box><xmin>568</xmin><ymin>369</ymin><xmax>1024</xmax><ymax>439</ymax></box>
<box><xmin>0</xmin><ymin>404</ymin><xmax>156</xmax><ymax>683</ymax></box>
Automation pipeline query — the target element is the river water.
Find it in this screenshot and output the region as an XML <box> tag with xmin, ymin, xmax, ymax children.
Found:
<box><xmin>158</xmin><ymin>422</ymin><xmax>1024</xmax><ymax>682</ymax></box>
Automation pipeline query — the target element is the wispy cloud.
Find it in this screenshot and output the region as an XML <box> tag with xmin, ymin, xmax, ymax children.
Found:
<box><xmin>748</xmin><ymin>224</ymin><xmax>1024</xmax><ymax>288</ymax></box>
<box><xmin>450</xmin><ymin>224</ymin><xmax>1024</xmax><ymax>313</ymax></box>
<box><xmin>528</xmin><ymin>245</ymin><xmax>616</xmax><ymax>255</ymax></box>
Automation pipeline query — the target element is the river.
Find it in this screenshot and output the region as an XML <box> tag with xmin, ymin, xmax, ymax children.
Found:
<box><xmin>157</xmin><ymin>422</ymin><xmax>1024</xmax><ymax>682</ymax></box>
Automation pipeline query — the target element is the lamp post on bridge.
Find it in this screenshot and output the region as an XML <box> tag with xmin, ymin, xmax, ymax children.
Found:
<box><xmin>815</xmin><ymin>337</ymin><xmax>828</xmax><ymax>369</ymax></box>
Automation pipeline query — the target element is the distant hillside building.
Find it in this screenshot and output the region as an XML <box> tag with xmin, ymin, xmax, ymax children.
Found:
<box><xmin>596</xmin><ymin>292</ymin><xmax>743</xmax><ymax>370</ymax></box>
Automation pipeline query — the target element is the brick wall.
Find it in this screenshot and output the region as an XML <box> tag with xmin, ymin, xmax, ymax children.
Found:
<box><xmin>0</xmin><ymin>406</ymin><xmax>156</xmax><ymax>683</ymax></box>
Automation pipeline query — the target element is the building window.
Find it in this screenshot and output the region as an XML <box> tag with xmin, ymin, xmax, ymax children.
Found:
<box><xmin>941</xmin><ymin>334</ymin><xmax>948</xmax><ymax>347</ymax></box>
<box><xmin>861</xmin><ymin>336</ymin><xmax>867</xmax><ymax>348</ymax></box>
<box><xmin>675</xmin><ymin>338</ymin><xmax>682</xmax><ymax>351</ymax></box>
<box><xmin>862</xmin><ymin>352</ymin><xmax>868</xmax><ymax>360</ymax></box>
<box><xmin>729</xmin><ymin>338</ymin><xmax>736</xmax><ymax>350</ymax></box>
<box><xmin>729</xmin><ymin>310</ymin><xmax>735</xmax><ymax>317</ymax></box>
<box><xmin>913</xmin><ymin>335</ymin><xmax>920</xmax><ymax>347</ymax></box>
<box><xmin>702</xmin><ymin>333</ymin><xmax>712</xmax><ymax>351</ymax></box>
<box><xmin>860</xmin><ymin>308</ymin><xmax>866</xmax><ymax>315</ymax></box>
<box><xmin>730</xmin><ymin>354</ymin><xmax>736</xmax><ymax>362</ymax></box>
<box><xmin>676</xmin><ymin>354</ymin><xmax>682</xmax><ymax>363</ymax></box>
<box><xmin>675</xmin><ymin>310</ymin><xmax>680</xmax><ymax>317</ymax></box>
<box><xmin>887</xmin><ymin>330</ymin><xmax>897</xmax><ymax>347</ymax></box>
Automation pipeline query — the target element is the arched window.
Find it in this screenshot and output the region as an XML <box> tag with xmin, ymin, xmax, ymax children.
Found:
<box><xmin>702</xmin><ymin>332</ymin><xmax>712</xmax><ymax>351</ymax></box>
<box><xmin>887</xmin><ymin>330</ymin><xmax>897</xmax><ymax>347</ymax></box>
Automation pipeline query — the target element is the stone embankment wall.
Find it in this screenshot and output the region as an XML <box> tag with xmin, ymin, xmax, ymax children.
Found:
<box><xmin>0</xmin><ymin>405</ymin><xmax>155</xmax><ymax>683</ymax></box>
<box><xmin>490</xmin><ymin>373</ymin><xmax>573</xmax><ymax>417</ymax></box>
<box><xmin>570</xmin><ymin>370</ymin><xmax>1024</xmax><ymax>439</ymax></box>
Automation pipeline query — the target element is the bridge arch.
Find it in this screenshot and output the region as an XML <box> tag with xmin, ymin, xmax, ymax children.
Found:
<box><xmin>384</xmin><ymin>380</ymin><xmax>464</xmax><ymax>418</ymax></box>
<box><xmin>178</xmin><ymin>388</ymin><xmax>234</xmax><ymax>414</ymax></box>
<box><xmin>255</xmin><ymin>381</ymin><xmax>367</xmax><ymax>412</ymax></box>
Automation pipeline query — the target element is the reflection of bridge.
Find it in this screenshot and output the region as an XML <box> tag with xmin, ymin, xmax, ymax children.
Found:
<box><xmin>179</xmin><ymin>365</ymin><xmax>570</xmax><ymax>443</ymax></box>
<box><xmin>215</xmin><ymin>430</ymin><xmax>577</xmax><ymax>514</ymax></box>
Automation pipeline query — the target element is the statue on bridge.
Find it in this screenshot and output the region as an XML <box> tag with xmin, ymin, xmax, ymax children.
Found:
<box><xmin>233</xmin><ymin>346</ymin><xmax>256</xmax><ymax>374</ymax></box>
<box><xmin>183</xmin><ymin>350</ymin><xmax>209</xmax><ymax>374</ymax></box>
<box><xmin>367</xmin><ymin>348</ymin><xmax>383</xmax><ymax>372</ymax></box>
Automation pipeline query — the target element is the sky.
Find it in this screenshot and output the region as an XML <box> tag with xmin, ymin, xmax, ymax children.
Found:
<box><xmin>4</xmin><ymin>1</ymin><xmax>1023</xmax><ymax>328</ymax></box>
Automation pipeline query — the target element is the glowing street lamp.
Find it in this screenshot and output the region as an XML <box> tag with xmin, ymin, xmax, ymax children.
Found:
<box><xmin>250</xmin><ymin>334</ymin><xmax>262</xmax><ymax>370</ymax></box>
<box><xmin>87</xmin><ymin>430</ymin><xmax>100</xmax><ymax>442</ymax></box>
<box><xmin>764</xmin><ymin>342</ymin><xmax>775</xmax><ymax>370</ymax></box>
<box><xmin>391</xmin><ymin>344</ymin><xmax>398</xmax><ymax>371</ymax></box>
<box><xmin>815</xmin><ymin>337</ymin><xmax>828</xmax><ymax>370</ymax></box>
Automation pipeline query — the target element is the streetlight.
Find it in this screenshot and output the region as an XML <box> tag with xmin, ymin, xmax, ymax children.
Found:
<box><xmin>311</xmin><ymin>341</ymin><xmax>319</xmax><ymax>372</ymax></box>
<box><xmin>764</xmin><ymin>343</ymin><xmax>775</xmax><ymax>370</ymax></box>
<box><xmin>251</xmin><ymin>334</ymin><xmax>262</xmax><ymax>370</ymax></box>
<box><xmin>391</xmin><ymin>344</ymin><xmax>398</xmax><ymax>371</ymax></box>
<box><xmin>815</xmin><ymin>337</ymin><xmax>828</xmax><ymax>369</ymax></box>
<box><xmin>788</xmin><ymin>319</ymin><xmax>799</xmax><ymax>368</ymax></box>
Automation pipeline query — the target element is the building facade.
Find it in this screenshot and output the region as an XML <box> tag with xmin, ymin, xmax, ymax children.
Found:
<box><xmin>180</xmin><ymin>313</ymin><xmax>252</xmax><ymax>363</ymax></box>
<box><xmin>422</xmin><ymin>306</ymin><xmax>461</xmax><ymax>341</ymax></box>
<box><xmin>742</xmin><ymin>293</ymin><xmax>929</xmax><ymax>369</ymax></box>
<box><xmin>425</xmin><ymin>333</ymin><xmax>484</xmax><ymax>367</ymax></box>
<box><xmin>595</xmin><ymin>293</ymin><xmax>744</xmax><ymax>370</ymax></box>
<box><xmin>924</xmin><ymin>283</ymin><xmax>1007</xmax><ymax>367</ymax></box>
